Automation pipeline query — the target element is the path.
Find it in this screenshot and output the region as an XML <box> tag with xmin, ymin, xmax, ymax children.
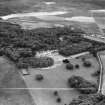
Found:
<box><xmin>96</xmin><ymin>53</ymin><xmax>104</xmax><ymax>93</ymax></box>
<box><xmin>98</xmin><ymin>53</ymin><xmax>105</xmax><ymax>95</ymax></box>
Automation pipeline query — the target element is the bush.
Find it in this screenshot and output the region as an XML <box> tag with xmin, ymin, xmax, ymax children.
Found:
<box><xmin>56</xmin><ymin>97</ymin><xmax>62</xmax><ymax>103</ymax></box>
<box><xmin>62</xmin><ymin>59</ymin><xmax>69</xmax><ymax>63</ymax></box>
<box><xmin>92</xmin><ymin>70</ymin><xmax>100</xmax><ymax>77</ymax></box>
<box><xmin>83</xmin><ymin>61</ymin><xmax>92</xmax><ymax>67</ymax></box>
<box><xmin>53</xmin><ymin>91</ymin><xmax>58</xmax><ymax>96</ymax></box>
<box><xmin>0</xmin><ymin>48</ymin><xmax>4</xmax><ymax>56</ymax></box>
<box><xmin>75</xmin><ymin>64</ymin><xmax>79</xmax><ymax>69</ymax></box>
<box><xmin>22</xmin><ymin>57</ymin><xmax>54</xmax><ymax>68</ymax></box>
<box><xmin>66</xmin><ymin>63</ymin><xmax>74</xmax><ymax>70</ymax></box>
<box><xmin>35</xmin><ymin>74</ymin><xmax>44</xmax><ymax>81</ymax></box>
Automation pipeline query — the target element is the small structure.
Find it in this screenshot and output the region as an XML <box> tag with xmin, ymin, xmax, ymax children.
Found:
<box><xmin>21</xmin><ymin>69</ymin><xmax>30</xmax><ymax>76</ymax></box>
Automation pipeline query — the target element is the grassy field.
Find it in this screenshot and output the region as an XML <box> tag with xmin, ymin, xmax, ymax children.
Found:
<box><xmin>0</xmin><ymin>57</ymin><xmax>35</xmax><ymax>105</ymax></box>
<box><xmin>27</xmin><ymin>89</ymin><xmax>80</xmax><ymax>105</ymax></box>
<box><xmin>22</xmin><ymin>53</ymin><xmax>99</xmax><ymax>105</ymax></box>
<box><xmin>0</xmin><ymin>0</ymin><xmax>104</xmax><ymax>104</ymax></box>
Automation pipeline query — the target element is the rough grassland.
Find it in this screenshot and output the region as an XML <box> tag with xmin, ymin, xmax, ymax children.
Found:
<box><xmin>0</xmin><ymin>57</ymin><xmax>35</xmax><ymax>105</ymax></box>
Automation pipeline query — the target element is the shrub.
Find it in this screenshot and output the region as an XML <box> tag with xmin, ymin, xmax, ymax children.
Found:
<box><xmin>92</xmin><ymin>70</ymin><xmax>100</xmax><ymax>77</ymax></box>
<box><xmin>62</xmin><ymin>59</ymin><xmax>69</xmax><ymax>63</ymax></box>
<box><xmin>35</xmin><ymin>74</ymin><xmax>44</xmax><ymax>81</ymax></box>
<box><xmin>16</xmin><ymin>62</ymin><xmax>28</xmax><ymax>69</ymax></box>
<box><xmin>16</xmin><ymin>57</ymin><xmax>54</xmax><ymax>68</ymax></box>
<box><xmin>81</xmin><ymin>57</ymin><xmax>86</xmax><ymax>61</ymax></box>
<box><xmin>56</xmin><ymin>97</ymin><xmax>62</xmax><ymax>103</ymax></box>
<box><xmin>0</xmin><ymin>48</ymin><xmax>4</xmax><ymax>56</ymax></box>
<box><xmin>66</xmin><ymin>63</ymin><xmax>74</xmax><ymax>70</ymax></box>
<box><xmin>29</xmin><ymin>57</ymin><xmax>54</xmax><ymax>68</ymax></box>
<box><xmin>75</xmin><ymin>64</ymin><xmax>79</xmax><ymax>69</ymax></box>
<box><xmin>83</xmin><ymin>61</ymin><xmax>92</xmax><ymax>67</ymax></box>
<box><xmin>53</xmin><ymin>91</ymin><xmax>58</xmax><ymax>96</ymax></box>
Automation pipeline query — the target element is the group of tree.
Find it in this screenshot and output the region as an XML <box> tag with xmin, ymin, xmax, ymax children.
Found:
<box><xmin>66</xmin><ymin>63</ymin><xmax>80</xmax><ymax>70</ymax></box>
<box><xmin>0</xmin><ymin>22</ymin><xmax>105</xmax><ymax>68</ymax></box>
<box><xmin>83</xmin><ymin>60</ymin><xmax>92</xmax><ymax>68</ymax></box>
<box><xmin>16</xmin><ymin>57</ymin><xmax>54</xmax><ymax>69</ymax></box>
<box><xmin>67</xmin><ymin>75</ymin><xmax>98</xmax><ymax>94</ymax></box>
<box><xmin>70</xmin><ymin>93</ymin><xmax>105</xmax><ymax>105</ymax></box>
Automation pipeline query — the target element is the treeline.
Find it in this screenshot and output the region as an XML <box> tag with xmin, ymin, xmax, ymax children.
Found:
<box><xmin>67</xmin><ymin>76</ymin><xmax>98</xmax><ymax>94</ymax></box>
<box><xmin>0</xmin><ymin>22</ymin><xmax>105</xmax><ymax>68</ymax></box>
<box><xmin>70</xmin><ymin>93</ymin><xmax>105</xmax><ymax>105</ymax></box>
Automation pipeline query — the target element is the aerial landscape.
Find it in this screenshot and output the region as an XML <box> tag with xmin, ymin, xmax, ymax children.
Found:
<box><xmin>1</xmin><ymin>0</ymin><xmax>105</xmax><ymax>105</ymax></box>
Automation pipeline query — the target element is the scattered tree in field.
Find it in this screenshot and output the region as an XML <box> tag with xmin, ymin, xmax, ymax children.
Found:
<box><xmin>83</xmin><ymin>60</ymin><xmax>92</xmax><ymax>68</ymax></box>
<box><xmin>66</xmin><ymin>63</ymin><xmax>74</xmax><ymax>70</ymax></box>
<box><xmin>75</xmin><ymin>64</ymin><xmax>80</xmax><ymax>69</ymax></box>
<box><xmin>17</xmin><ymin>57</ymin><xmax>54</xmax><ymax>68</ymax></box>
<box><xmin>67</xmin><ymin>75</ymin><xmax>98</xmax><ymax>94</ymax></box>
<box><xmin>81</xmin><ymin>57</ymin><xmax>86</xmax><ymax>62</ymax></box>
<box><xmin>56</xmin><ymin>97</ymin><xmax>62</xmax><ymax>103</ymax></box>
<box><xmin>35</xmin><ymin>74</ymin><xmax>44</xmax><ymax>81</ymax></box>
<box><xmin>53</xmin><ymin>91</ymin><xmax>58</xmax><ymax>96</ymax></box>
<box><xmin>92</xmin><ymin>70</ymin><xmax>100</xmax><ymax>77</ymax></box>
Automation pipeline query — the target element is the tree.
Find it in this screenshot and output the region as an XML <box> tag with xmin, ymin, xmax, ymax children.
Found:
<box><xmin>62</xmin><ymin>59</ymin><xmax>69</xmax><ymax>63</ymax></box>
<box><xmin>70</xmin><ymin>93</ymin><xmax>105</xmax><ymax>105</ymax></box>
<box><xmin>75</xmin><ymin>64</ymin><xmax>80</xmax><ymax>69</ymax></box>
<box><xmin>83</xmin><ymin>61</ymin><xmax>92</xmax><ymax>68</ymax></box>
<box><xmin>66</xmin><ymin>63</ymin><xmax>74</xmax><ymax>70</ymax></box>
<box><xmin>53</xmin><ymin>91</ymin><xmax>58</xmax><ymax>96</ymax></box>
<box><xmin>67</xmin><ymin>76</ymin><xmax>98</xmax><ymax>94</ymax></box>
<box><xmin>92</xmin><ymin>70</ymin><xmax>100</xmax><ymax>77</ymax></box>
<box><xmin>16</xmin><ymin>62</ymin><xmax>28</xmax><ymax>69</ymax></box>
<box><xmin>56</xmin><ymin>97</ymin><xmax>62</xmax><ymax>103</ymax></box>
<box><xmin>35</xmin><ymin>74</ymin><xmax>44</xmax><ymax>81</ymax></box>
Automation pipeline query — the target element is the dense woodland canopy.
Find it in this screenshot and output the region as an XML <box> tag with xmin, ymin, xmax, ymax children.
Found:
<box><xmin>70</xmin><ymin>93</ymin><xmax>105</xmax><ymax>105</ymax></box>
<box><xmin>0</xmin><ymin>22</ymin><xmax>105</xmax><ymax>68</ymax></box>
<box><xmin>67</xmin><ymin>76</ymin><xmax>98</xmax><ymax>94</ymax></box>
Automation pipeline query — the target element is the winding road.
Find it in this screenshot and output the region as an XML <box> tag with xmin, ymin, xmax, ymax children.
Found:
<box><xmin>96</xmin><ymin>53</ymin><xmax>104</xmax><ymax>93</ymax></box>
<box><xmin>97</xmin><ymin>52</ymin><xmax>105</xmax><ymax>95</ymax></box>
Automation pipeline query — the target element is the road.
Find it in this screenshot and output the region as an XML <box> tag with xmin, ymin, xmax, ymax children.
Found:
<box><xmin>96</xmin><ymin>53</ymin><xmax>104</xmax><ymax>93</ymax></box>
<box><xmin>97</xmin><ymin>52</ymin><xmax>105</xmax><ymax>95</ymax></box>
<box><xmin>84</xmin><ymin>35</ymin><xmax>105</xmax><ymax>44</ymax></box>
<box><xmin>83</xmin><ymin>35</ymin><xmax>105</xmax><ymax>94</ymax></box>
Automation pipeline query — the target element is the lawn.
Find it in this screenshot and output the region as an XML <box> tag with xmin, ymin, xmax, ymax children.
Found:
<box><xmin>22</xmin><ymin>53</ymin><xmax>99</xmax><ymax>105</ymax></box>
<box><xmin>0</xmin><ymin>57</ymin><xmax>34</xmax><ymax>105</ymax></box>
<box><xmin>27</xmin><ymin>89</ymin><xmax>80</xmax><ymax>105</ymax></box>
